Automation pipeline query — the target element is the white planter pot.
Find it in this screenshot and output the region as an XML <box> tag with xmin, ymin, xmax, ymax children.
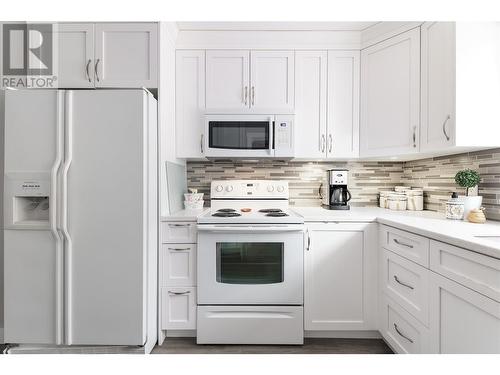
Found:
<box><xmin>461</xmin><ymin>196</ymin><xmax>483</xmax><ymax>221</ymax></box>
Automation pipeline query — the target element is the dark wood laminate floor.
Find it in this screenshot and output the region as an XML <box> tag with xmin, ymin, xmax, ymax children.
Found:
<box><xmin>153</xmin><ymin>338</ymin><xmax>393</xmax><ymax>354</ymax></box>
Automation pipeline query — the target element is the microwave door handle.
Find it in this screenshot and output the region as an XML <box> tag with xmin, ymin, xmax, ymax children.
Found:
<box><xmin>269</xmin><ymin>118</ymin><xmax>274</xmax><ymax>155</ymax></box>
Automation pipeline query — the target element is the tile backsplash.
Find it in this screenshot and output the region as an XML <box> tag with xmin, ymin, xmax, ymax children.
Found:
<box><xmin>402</xmin><ymin>148</ymin><xmax>500</xmax><ymax>220</ymax></box>
<box><xmin>187</xmin><ymin>160</ymin><xmax>404</xmax><ymax>207</ymax></box>
<box><xmin>186</xmin><ymin>148</ymin><xmax>500</xmax><ymax>220</ymax></box>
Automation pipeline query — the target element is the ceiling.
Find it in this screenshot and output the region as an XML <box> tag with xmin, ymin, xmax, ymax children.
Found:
<box><xmin>176</xmin><ymin>22</ymin><xmax>379</xmax><ymax>31</ymax></box>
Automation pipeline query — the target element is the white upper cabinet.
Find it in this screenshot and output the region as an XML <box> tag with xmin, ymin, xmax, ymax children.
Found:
<box><xmin>56</xmin><ymin>24</ymin><xmax>94</xmax><ymax>88</ymax></box>
<box><xmin>176</xmin><ymin>50</ymin><xmax>206</xmax><ymax>158</ymax></box>
<box><xmin>305</xmin><ymin>223</ymin><xmax>377</xmax><ymax>331</ymax></box>
<box><xmin>206</xmin><ymin>50</ymin><xmax>250</xmax><ymax>111</ymax></box>
<box><xmin>420</xmin><ymin>22</ymin><xmax>456</xmax><ymax>152</ymax></box>
<box><xmin>250</xmin><ymin>51</ymin><xmax>295</xmax><ymax>112</ymax></box>
<box><xmin>294</xmin><ymin>51</ymin><xmax>327</xmax><ymax>158</ymax></box>
<box><xmin>360</xmin><ymin>28</ymin><xmax>421</xmax><ymax>157</ymax></box>
<box><xmin>327</xmin><ymin>51</ymin><xmax>360</xmax><ymax>158</ymax></box>
<box><xmin>205</xmin><ymin>50</ymin><xmax>294</xmax><ymax>113</ymax></box>
<box><xmin>94</xmin><ymin>23</ymin><xmax>158</xmax><ymax>88</ymax></box>
<box><xmin>294</xmin><ymin>50</ymin><xmax>359</xmax><ymax>159</ymax></box>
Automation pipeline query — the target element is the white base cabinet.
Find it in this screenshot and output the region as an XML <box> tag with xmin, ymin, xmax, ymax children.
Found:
<box><xmin>305</xmin><ymin>223</ymin><xmax>377</xmax><ymax>331</ymax></box>
<box><xmin>429</xmin><ymin>272</ymin><xmax>500</xmax><ymax>354</ymax></box>
<box><xmin>161</xmin><ymin>287</ymin><xmax>197</xmax><ymax>330</ymax></box>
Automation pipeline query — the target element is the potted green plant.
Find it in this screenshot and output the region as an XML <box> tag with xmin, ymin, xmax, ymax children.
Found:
<box><xmin>455</xmin><ymin>169</ymin><xmax>482</xmax><ymax>220</ymax></box>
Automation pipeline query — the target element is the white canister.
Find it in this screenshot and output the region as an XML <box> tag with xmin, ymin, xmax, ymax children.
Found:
<box><xmin>406</xmin><ymin>189</ymin><xmax>424</xmax><ymax>211</ymax></box>
<box><xmin>445</xmin><ymin>199</ymin><xmax>465</xmax><ymax>220</ymax></box>
<box><xmin>387</xmin><ymin>193</ymin><xmax>408</xmax><ymax>211</ymax></box>
<box><xmin>379</xmin><ymin>191</ymin><xmax>393</xmax><ymax>208</ymax></box>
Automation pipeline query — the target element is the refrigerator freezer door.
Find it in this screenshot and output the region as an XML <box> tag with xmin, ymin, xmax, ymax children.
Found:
<box><xmin>4</xmin><ymin>90</ymin><xmax>64</xmax><ymax>344</ymax></box>
<box><xmin>64</xmin><ymin>90</ymin><xmax>147</xmax><ymax>345</ymax></box>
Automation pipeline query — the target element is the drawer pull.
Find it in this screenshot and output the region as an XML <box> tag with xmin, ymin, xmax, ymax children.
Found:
<box><xmin>394</xmin><ymin>275</ymin><xmax>414</xmax><ymax>290</ymax></box>
<box><xmin>393</xmin><ymin>238</ymin><xmax>414</xmax><ymax>248</ymax></box>
<box><xmin>168</xmin><ymin>247</ymin><xmax>190</xmax><ymax>251</ymax></box>
<box><xmin>394</xmin><ymin>323</ymin><xmax>414</xmax><ymax>343</ymax></box>
<box><xmin>169</xmin><ymin>224</ymin><xmax>190</xmax><ymax>227</ymax></box>
<box><xmin>168</xmin><ymin>291</ymin><xmax>190</xmax><ymax>295</ymax></box>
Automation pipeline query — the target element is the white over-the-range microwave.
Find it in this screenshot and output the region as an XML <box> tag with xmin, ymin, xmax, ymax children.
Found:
<box><xmin>203</xmin><ymin>114</ymin><xmax>294</xmax><ymax>158</ymax></box>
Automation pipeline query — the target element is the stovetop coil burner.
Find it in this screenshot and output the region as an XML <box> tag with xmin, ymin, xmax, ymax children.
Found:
<box><xmin>265</xmin><ymin>212</ymin><xmax>289</xmax><ymax>217</ymax></box>
<box><xmin>212</xmin><ymin>212</ymin><xmax>242</xmax><ymax>217</ymax></box>
<box><xmin>258</xmin><ymin>208</ymin><xmax>283</xmax><ymax>213</ymax></box>
<box><xmin>217</xmin><ymin>208</ymin><xmax>237</xmax><ymax>213</ymax></box>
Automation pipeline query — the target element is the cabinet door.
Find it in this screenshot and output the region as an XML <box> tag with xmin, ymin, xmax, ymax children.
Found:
<box><xmin>94</xmin><ymin>23</ymin><xmax>158</xmax><ymax>88</ymax></box>
<box><xmin>429</xmin><ymin>272</ymin><xmax>500</xmax><ymax>353</ymax></box>
<box><xmin>250</xmin><ymin>51</ymin><xmax>295</xmax><ymax>112</ymax></box>
<box><xmin>161</xmin><ymin>287</ymin><xmax>196</xmax><ymax>330</ymax></box>
<box><xmin>294</xmin><ymin>51</ymin><xmax>327</xmax><ymax>158</ymax></box>
<box><xmin>161</xmin><ymin>244</ymin><xmax>197</xmax><ymax>287</ymax></box>
<box><xmin>305</xmin><ymin>223</ymin><xmax>377</xmax><ymax>331</ymax></box>
<box><xmin>175</xmin><ymin>50</ymin><xmax>205</xmax><ymax>158</ymax></box>
<box><xmin>360</xmin><ymin>28</ymin><xmax>420</xmax><ymax>157</ymax></box>
<box><xmin>420</xmin><ymin>22</ymin><xmax>456</xmax><ymax>152</ymax></box>
<box><xmin>56</xmin><ymin>23</ymin><xmax>94</xmax><ymax>88</ymax></box>
<box><xmin>206</xmin><ymin>50</ymin><xmax>249</xmax><ymax>111</ymax></box>
<box><xmin>327</xmin><ymin>51</ymin><xmax>360</xmax><ymax>158</ymax></box>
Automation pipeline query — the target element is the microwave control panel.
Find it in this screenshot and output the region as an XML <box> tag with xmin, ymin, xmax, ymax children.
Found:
<box><xmin>274</xmin><ymin>115</ymin><xmax>294</xmax><ymax>158</ymax></box>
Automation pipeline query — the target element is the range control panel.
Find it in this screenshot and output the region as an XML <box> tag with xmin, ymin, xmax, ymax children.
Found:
<box><xmin>210</xmin><ymin>180</ymin><xmax>289</xmax><ymax>199</ymax></box>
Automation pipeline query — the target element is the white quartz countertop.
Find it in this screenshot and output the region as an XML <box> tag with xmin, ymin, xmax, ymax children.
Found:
<box><xmin>291</xmin><ymin>206</ymin><xmax>500</xmax><ymax>259</ymax></box>
<box><xmin>161</xmin><ymin>206</ymin><xmax>500</xmax><ymax>259</ymax></box>
<box><xmin>161</xmin><ymin>208</ymin><xmax>209</xmax><ymax>222</ymax></box>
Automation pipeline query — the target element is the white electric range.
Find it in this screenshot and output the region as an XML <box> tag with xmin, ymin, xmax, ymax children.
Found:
<box><xmin>196</xmin><ymin>180</ymin><xmax>305</xmax><ymax>345</ymax></box>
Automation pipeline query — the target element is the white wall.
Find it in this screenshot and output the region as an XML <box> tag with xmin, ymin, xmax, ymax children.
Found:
<box><xmin>158</xmin><ymin>22</ymin><xmax>184</xmax><ymax>217</ymax></box>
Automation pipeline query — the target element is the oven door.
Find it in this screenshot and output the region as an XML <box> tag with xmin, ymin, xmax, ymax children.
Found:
<box><xmin>197</xmin><ymin>225</ymin><xmax>304</xmax><ymax>305</ymax></box>
<box><xmin>204</xmin><ymin>115</ymin><xmax>275</xmax><ymax>158</ymax></box>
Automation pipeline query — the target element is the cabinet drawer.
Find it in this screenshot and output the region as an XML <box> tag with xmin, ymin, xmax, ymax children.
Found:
<box><xmin>430</xmin><ymin>240</ymin><xmax>500</xmax><ymax>302</ymax></box>
<box><xmin>380</xmin><ymin>225</ymin><xmax>430</xmax><ymax>267</ymax></box>
<box><xmin>161</xmin><ymin>287</ymin><xmax>196</xmax><ymax>330</ymax></box>
<box><xmin>381</xmin><ymin>249</ymin><xmax>429</xmax><ymax>325</ymax></box>
<box><xmin>379</xmin><ymin>295</ymin><xmax>430</xmax><ymax>354</ymax></box>
<box><xmin>160</xmin><ymin>244</ymin><xmax>196</xmax><ymax>287</ymax></box>
<box><xmin>161</xmin><ymin>222</ymin><xmax>197</xmax><ymax>243</ymax></box>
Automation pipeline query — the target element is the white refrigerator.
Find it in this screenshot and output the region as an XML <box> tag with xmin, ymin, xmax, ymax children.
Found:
<box><xmin>3</xmin><ymin>89</ymin><xmax>157</xmax><ymax>352</ymax></box>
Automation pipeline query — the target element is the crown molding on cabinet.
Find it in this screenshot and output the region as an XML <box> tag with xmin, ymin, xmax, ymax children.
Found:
<box><xmin>360</xmin><ymin>21</ymin><xmax>424</xmax><ymax>49</ymax></box>
<box><xmin>176</xmin><ymin>22</ymin><xmax>378</xmax><ymax>32</ymax></box>
<box><xmin>175</xmin><ymin>30</ymin><xmax>362</xmax><ymax>50</ymax></box>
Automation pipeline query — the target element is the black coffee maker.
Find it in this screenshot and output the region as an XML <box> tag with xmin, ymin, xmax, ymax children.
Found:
<box><xmin>321</xmin><ymin>169</ymin><xmax>352</xmax><ymax>210</ymax></box>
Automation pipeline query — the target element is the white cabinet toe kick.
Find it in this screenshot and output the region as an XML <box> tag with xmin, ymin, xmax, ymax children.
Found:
<box><xmin>197</xmin><ymin>306</ymin><xmax>304</xmax><ymax>345</ymax></box>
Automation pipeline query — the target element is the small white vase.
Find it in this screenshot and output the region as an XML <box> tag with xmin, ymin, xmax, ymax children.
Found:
<box><xmin>461</xmin><ymin>196</ymin><xmax>483</xmax><ymax>221</ymax></box>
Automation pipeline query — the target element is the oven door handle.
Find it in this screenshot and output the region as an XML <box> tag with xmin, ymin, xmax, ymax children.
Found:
<box><xmin>197</xmin><ymin>225</ymin><xmax>304</xmax><ymax>233</ymax></box>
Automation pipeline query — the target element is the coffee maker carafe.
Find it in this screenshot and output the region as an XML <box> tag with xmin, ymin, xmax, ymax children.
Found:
<box><xmin>321</xmin><ymin>169</ymin><xmax>352</xmax><ymax>210</ymax></box>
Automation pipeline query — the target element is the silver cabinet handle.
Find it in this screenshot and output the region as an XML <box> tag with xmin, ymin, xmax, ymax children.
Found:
<box><xmin>251</xmin><ymin>86</ymin><xmax>255</xmax><ymax>106</ymax></box>
<box><xmin>169</xmin><ymin>223</ymin><xmax>190</xmax><ymax>227</ymax></box>
<box><xmin>168</xmin><ymin>247</ymin><xmax>190</xmax><ymax>251</ymax></box>
<box><xmin>244</xmin><ymin>86</ymin><xmax>248</xmax><ymax>105</ymax></box>
<box><xmin>200</xmin><ymin>134</ymin><xmax>204</xmax><ymax>154</ymax></box>
<box><xmin>94</xmin><ymin>59</ymin><xmax>100</xmax><ymax>82</ymax></box>
<box><xmin>394</xmin><ymin>275</ymin><xmax>414</xmax><ymax>290</ymax></box>
<box><xmin>442</xmin><ymin>114</ymin><xmax>451</xmax><ymax>141</ymax></box>
<box><xmin>168</xmin><ymin>291</ymin><xmax>190</xmax><ymax>295</ymax></box>
<box><xmin>321</xmin><ymin>134</ymin><xmax>326</xmax><ymax>153</ymax></box>
<box><xmin>306</xmin><ymin>230</ymin><xmax>311</xmax><ymax>251</ymax></box>
<box><xmin>85</xmin><ymin>59</ymin><xmax>91</xmax><ymax>83</ymax></box>
<box><xmin>393</xmin><ymin>238</ymin><xmax>414</xmax><ymax>248</ymax></box>
<box><xmin>412</xmin><ymin>126</ymin><xmax>417</xmax><ymax>148</ymax></box>
<box><xmin>328</xmin><ymin>134</ymin><xmax>333</xmax><ymax>154</ymax></box>
<box><xmin>394</xmin><ymin>323</ymin><xmax>414</xmax><ymax>343</ymax></box>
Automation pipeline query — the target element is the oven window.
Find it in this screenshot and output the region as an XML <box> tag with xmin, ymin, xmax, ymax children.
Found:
<box><xmin>216</xmin><ymin>242</ymin><xmax>284</xmax><ymax>284</ymax></box>
<box><xmin>208</xmin><ymin>122</ymin><xmax>269</xmax><ymax>150</ymax></box>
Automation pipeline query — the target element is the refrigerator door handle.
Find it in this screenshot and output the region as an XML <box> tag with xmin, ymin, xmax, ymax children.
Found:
<box><xmin>51</xmin><ymin>91</ymin><xmax>65</xmax><ymax>345</ymax></box>
<box><xmin>62</xmin><ymin>90</ymin><xmax>75</xmax><ymax>345</ymax></box>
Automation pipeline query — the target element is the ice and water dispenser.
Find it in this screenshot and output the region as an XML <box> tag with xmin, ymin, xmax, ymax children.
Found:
<box><xmin>4</xmin><ymin>172</ymin><xmax>51</xmax><ymax>229</ymax></box>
